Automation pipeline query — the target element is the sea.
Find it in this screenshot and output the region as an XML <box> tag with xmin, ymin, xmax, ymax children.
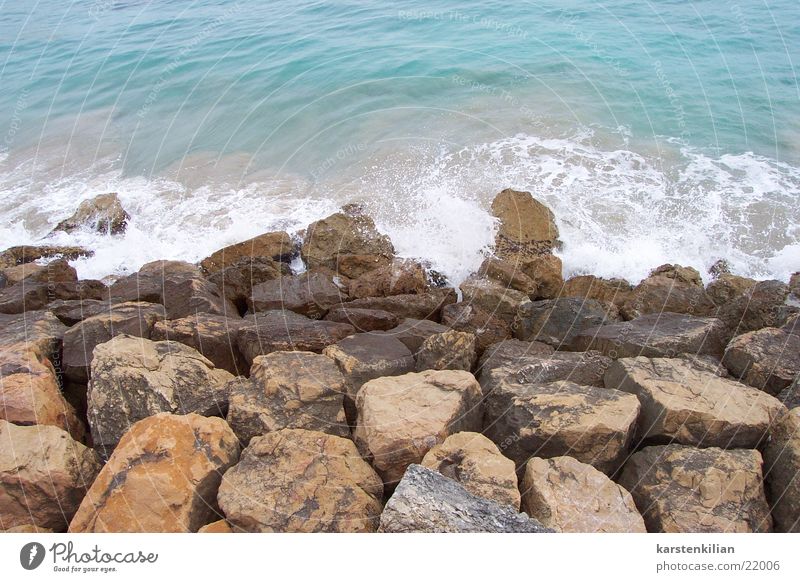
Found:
<box><xmin>1</xmin><ymin>0</ymin><xmax>798</xmax><ymax>285</ymax></box>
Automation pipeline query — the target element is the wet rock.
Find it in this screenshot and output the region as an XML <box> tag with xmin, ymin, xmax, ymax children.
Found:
<box><xmin>53</xmin><ymin>193</ymin><xmax>129</xmax><ymax>235</ymax></box>
<box><xmin>514</xmin><ymin>297</ymin><xmax>619</xmax><ymax>348</ymax></box>
<box><xmin>206</xmin><ymin>257</ymin><xmax>290</xmax><ymax>312</ymax></box>
<box><xmin>348</xmin><ymin>258</ymin><xmax>429</xmax><ymax>299</ymax></box>
<box><xmin>518</xmin><ymin>254</ymin><xmax>564</xmax><ymax>300</ymax></box>
<box><xmin>0</xmin><ymin>245</ymin><xmax>92</xmax><ymax>269</ymax></box>
<box><xmin>0</xmin><ymin>279</ymin><xmax>106</xmax><ymax>315</ymax></box>
<box><xmin>0</xmin><ymin>310</ymin><xmax>67</xmax><ymax>362</ymax></box>
<box><xmin>491</xmin><ymin>189</ymin><xmax>559</xmax><ymax>259</ymax></box>
<box><xmin>346</xmin><ymin>288</ymin><xmax>456</xmax><ymax>321</ymax></box>
<box><xmin>722</xmin><ymin>327</ymin><xmax>800</xmax><ymax>395</ymax></box>
<box><xmin>619</xmin><ymin>444</ymin><xmax>772</xmax><ymax>532</ymax></box>
<box><xmin>483</xmin><ymin>350</ymin><xmax>612</xmax><ymax>390</ymax></box>
<box><xmin>69</xmin><ymin>413</ymin><xmax>239</xmax><ymax>532</ymax></box>
<box><xmin>200</xmin><ymin>231</ymin><xmax>295</xmax><ymax>274</ymax></box>
<box><xmin>478</xmin><ymin>257</ymin><xmax>538</xmax><ymax>295</ymax></box>
<box><xmin>706</xmin><ymin>273</ymin><xmax>757</xmax><ymax>307</ymax></box>
<box><xmin>415</xmin><ymin>330</ymin><xmax>477</xmax><ymax>372</ymax></box>
<box><xmin>621</xmin><ymin>265</ymin><xmax>716</xmax><ymax>319</ymax></box>
<box><xmin>440</xmin><ymin>303</ymin><xmax>512</xmax><ymax>354</ymax></box>
<box><xmin>248</xmin><ymin>271</ymin><xmax>345</xmax><ymax>319</ymax></box>
<box><xmin>0</xmin><ymin>258</ymin><xmax>76</xmax><ymax>288</ymax></box>
<box><xmin>763</xmin><ymin>409</ymin><xmax>800</xmax><ymax>532</ymax></box>
<box><xmin>48</xmin><ymin>299</ymin><xmax>112</xmax><ymax>326</ymax></box>
<box><xmin>718</xmin><ymin>280</ymin><xmax>795</xmax><ymax>335</ymax></box>
<box><xmin>562</xmin><ymin>275</ymin><xmax>634</xmax><ymax>309</ymax></box>
<box><xmin>777</xmin><ymin>379</ymin><xmax>800</xmax><ymax>410</ymax></box>
<box><xmin>323</xmin><ymin>306</ymin><xmax>399</xmax><ymax>332</ymax></box>
<box><xmin>476</xmin><ymin>338</ymin><xmax>554</xmax><ymax>378</ymax></box>
<box><xmin>379</xmin><ymin>318</ymin><xmax>448</xmax><ymax>354</ymax></box>
<box><xmin>151</xmin><ymin>313</ymin><xmax>246</xmax><ymax>375</ymax></box>
<box><xmin>460</xmin><ymin>276</ymin><xmax>529</xmax><ymax>324</ymax></box>
<box><xmin>218</xmin><ymin>428</ymin><xmax>383</xmax><ymax>532</ymax></box>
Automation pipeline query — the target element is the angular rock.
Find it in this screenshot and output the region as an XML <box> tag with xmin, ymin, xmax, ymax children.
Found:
<box><xmin>415</xmin><ymin>330</ymin><xmax>477</xmax><ymax>372</ymax></box>
<box><xmin>236</xmin><ymin>310</ymin><xmax>355</xmax><ymax>366</ymax></box>
<box><xmin>572</xmin><ymin>313</ymin><xmax>730</xmax><ymax>359</ymax></box>
<box><xmin>706</xmin><ymin>273</ymin><xmax>757</xmax><ymax>306</ymax></box>
<box><xmin>348</xmin><ymin>258</ymin><xmax>429</xmax><ymax>299</ymax></box>
<box><xmin>763</xmin><ymin>409</ymin><xmax>800</xmax><ymax>532</ymax></box>
<box><xmin>378</xmin><ymin>464</ymin><xmax>550</xmax><ymax>533</ymax></box>
<box><xmin>48</xmin><ymin>299</ymin><xmax>112</xmax><ymax>326</ymax></box>
<box><xmin>619</xmin><ymin>444</ymin><xmax>772</xmax><ymax>532</ymax></box>
<box><xmin>53</xmin><ymin>193</ymin><xmax>129</xmax><ymax>235</ymax></box>
<box><xmin>722</xmin><ymin>327</ymin><xmax>800</xmax><ymax>395</ymax></box>
<box><xmin>0</xmin><ymin>245</ymin><xmax>92</xmax><ymax>269</ymax></box>
<box><xmin>491</xmin><ymin>189</ymin><xmax>559</xmax><ymax>259</ymax></box>
<box><xmin>87</xmin><ymin>335</ymin><xmax>234</xmax><ymax>451</ymax></box>
<box><xmin>346</xmin><ymin>288</ymin><xmax>456</xmax><ymax>321</ymax></box>
<box><xmin>514</xmin><ymin>297</ymin><xmax>618</xmax><ymax>348</ymax></box>
<box><xmin>379</xmin><ymin>318</ymin><xmax>449</xmax><ymax>354</ymax></box>
<box><xmin>484</xmin><ymin>350</ymin><xmax>612</xmax><ymax>390</ymax></box>
<box><xmin>562</xmin><ymin>275</ymin><xmax>634</xmax><ymax>309</ymax></box>
<box><xmin>605</xmin><ymin>357</ymin><xmax>785</xmax><ymax>448</ymax></box>
<box><xmin>621</xmin><ymin>267</ymin><xmax>716</xmax><ymax>319</ymax></box>
<box><xmin>0</xmin><ymin>420</ymin><xmax>101</xmax><ymax>531</ymax></box>
<box><xmin>519</xmin><ymin>254</ymin><xmax>564</xmax><ymax>299</ymax></box>
<box><xmin>200</xmin><ymin>231</ymin><xmax>295</xmax><ymax>274</ymax></box>
<box><xmin>482</xmin><ymin>377</ymin><xmax>640</xmax><ymax>473</ymax></box>
<box><xmin>520</xmin><ymin>456</ymin><xmax>646</xmax><ymax>532</ymax></box>
<box><xmin>478</xmin><ymin>257</ymin><xmax>538</xmax><ymax>295</ymax></box>
<box><xmin>323</xmin><ymin>306</ymin><xmax>399</xmax><ymax>332</ymax></box>
<box><xmin>477</xmin><ymin>338</ymin><xmax>554</xmax><ymax>378</ymax></box>
<box><xmin>718</xmin><ymin>280</ymin><xmax>795</xmax><ymax>335</ymax></box>
<box><xmin>441</xmin><ymin>302</ymin><xmax>512</xmax><ymax>354</ymax></box>
<box><xmin>354</xmin><ymin>370</ymin><xmax>483</xmax><ymax>484</ymax></box>
<box><xmin>248</xmin><ymin>271</ymin><xmax>345</xmax><ymax>319</ymax></box>
<box><xmin>218</xmin><ymin>429</ymin><xmax>383</xmax><ymax>532</ymax></box>
<box><xmin>206</xmin><ymin>256</ymin><xmax>290</xmax><ymax>313</ymax></box>
<box><xmin>460</xmin><ymin>276</ymin><xmax>529</xmax><ymax>324</ymax></box>
<box><xmin>151</xmin><ymin>313</ymin><xmax>246</xmax><ymax>375</ymax></box>
<box><xmin>0</xmin><ymin>258</ymin><xmax>76</xmax><ymax>288</ymax></box>
<box><xmin>62</xmin><ymin>301</ymin><xmax>167</xmax><ymax>383</ymax></box>
<box><xmin>421</xmin><ymin>432</ymin><xmax>520</xmax><ymax>508</ymax></box>
<box><xmin>778</xmin><ymin>378</ymin><xmax>800</xmax><ymax>410</ymax></box>
<box><xmin>0</xmin><ymin>279</ymin><xmax>106</xmax><ymax>315</ymax></box>
<box><xmin>227</xmin><ymin>351</ymin><xmax>348</xmax><ymax>444</ymax></box>
<box><xmin>0</xmin><ymin>310</ymin><xmax>67</xmax><ymax>362</ymax></box>
<box><xmin>69</xmin><ymin>413</ymin><xmax>239</xmax><ymax>532</ymax></box>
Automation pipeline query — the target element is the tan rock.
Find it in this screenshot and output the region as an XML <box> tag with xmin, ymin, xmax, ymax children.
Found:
<box><xmin>323</xmin><ymin>307</ymin><xmax>399</xmax><ymax>332</ymax></box>
<box><xmin>415</xmin><ymin>330</ymin><xmax>477</xmax><ymax>372</ymax></box>
<box><xmin>69</xmin><ymin>413</ymin><xmax>239</xmax><ymax>532</ymax></box>
<box><xmin>421</xmin><ymin>432</ymin><xmax>519</xmax><ymax>508</ymax></box>
<box><xmin>491</xmin><ymin>189</ymin><xmax>559</xmax><ymax>258</ymax></box>
<box><xmin>763</xmin><ymin>408</ymin><xmax>800</xmax><ymax>532</ymax></box>
<box><xmin>379</xmin><ymin>318</ymin><xmax>448</xmax><ymax>353</ymax></box>
<box><xmin>460</xmin><ymin>276</ymin><xmax>529</xmax><ymax>324</ymax></box>
<box><xmin>0</xmin><ymin>420</ymin><xmax>100</xmax><ymax>531</ymax></box>
<box><xmin>151</xmin><ymin>313</ymin><xmax>246</xmax><ymax>375</ymax></box>
<box><xmin>346</xmin><ymin>288</ymin><xmax>456</xmax><ymax>321</ymax></box>
<box><xmin>0</xmin><ymin>244</ymin><xmax>92</xmax><ymax>270</ymax></box>
<box><xmin>53</xmin><ymin>193</ymin><xmax>129</xmax><ymax>235</ymax></box>
<box><xmin>349</xmin><ymin>258</ymin><xmax>429</xmax><ymax>299</ymax></box>
<box><xmin>200</xmin><ymin>231</ymin><xmax>295</xmax><ymax>273</ymax></box>
<box><xmin>706</xmin><ymin>273</ymin><xmax>757</xmax><ymax>306</ymax></box>
<box><xmin>478</xmin><ymin>257</ymin><xmax>538</xmax><ymax>295</ymax></box>
<box><xmin>0</xmin><ymin>310</ymin><xmax>67</xmax><ymax>362</ymax></box>
<box><xmin>477</xmin><ymin>338</ymin><xmax>554</xmax><ymax>378</ymax></box>
<box><xmin>619</xmin><ymin>444</ymin><xmax>772</xmax><ymax>532</ymax></box>
<box><xmin>621</xmin><ymin>268</ymin><xmax>716</xmax><ymax>319</ymax></box>
<box><xmin>718</xmin><ymin>280</ymin><xmax>795</xmax><ymax>335</ymax></box>
<box><xmin>722</xmin><ymin>327</ymin><xmax>800</xmax><ymax>395</ymax></box>
<box><xmin>562</xmin><ymin>275</ymin><xmax>633</xmax><ymax>309</ymax></box>
<box><xmin>354</xmin><ymin>370</ymin><xmax>483</xmax><ymax>484</ymax></box>
<box><xmin>514</xmin><ymin>297</ymin><xmax>618</xmax><ymax>348</ymax></box>
<box><xmin>520</xmin><ymin>456</ymin><xmax>646</xmax><ymax>532</ymax></box>
<box><xmin>218</xmin><ymin>428</ymin><xmax>383</xmax><ymax>532</ymax></box>
<box><xmin>519</xmin><ymin>254</ymin><xmax>564</xmax><ymax>299</ymax></box>
<box><xmin>440</xmin><ymin>303</ymin><xmax>512</xmax><ymax>354</ymax></box>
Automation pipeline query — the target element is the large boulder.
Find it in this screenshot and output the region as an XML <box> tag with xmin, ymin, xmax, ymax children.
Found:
<box><xmin>520</xmin><ymin>456</ymin><xmax>646</xmax><ymax>533</ymax></box>
<box><xmin>48</xmin><ymin>299</ymin><xmax>112</xmax><ymax>326</ymax></box>
<box><xmin>0</xmin><ymin>420</ymin><xmax>101</xmax><ymax>531</ymax></box>
<box><xmin>571</xmin><ymin>313</ymin><xmax>730</xmax><ymax>359</ymax></box>
<box><xmin>440</xmin><ymin>303</ymin><xmax>512</xmax><ymax>354</ymax></box>
<box><xmin>345</xmin><ymin>288</ymin><xmax>457</xmax><ymax>321</ymax></box>
<box><xmin>200</xmin><ymin>231</ymin><xmax>295</xmax><ymax>273</ymax></box>
<box><xmin>605</xmin><ymin>357</ymin><xmax>784</xmax><ymax>448</ymax></box>
<box><xmin>348</xmin><ymin>258</ymin><xmax>429</xmax><ymax>299</ymax></box>
<box><xmin>62</xmin><ymin>301</ymin><xmax>167</xmax><ymax>383</ymax></box>
<box><xmin>0</xmin><ymin>258</ymin><xmax>76</xmax><ymax>288</ymax></box>
<box><xmin>151</xmin><ymin>313</ymin><xmax>247</xmax><ymax>376</ymax></box>
<box><xmin>69</xmin><ymin>413</ymin><xmax>239</xmax><ymax>532</ymax></box>
<box><xmin>518</xmin><ymin>254</ymin><xmax>564</xmax><ymax>300</ymax></box>
<box><xmin>477</xmin><ymin>338</ymin><xmax>554</xmax><ymax>378</ymax></box>
<box><xmin>354</xmin><ymin>370</ymin><xmax>483</xmax><ymax>484</ymax></box>
<box><xmin>618</xmin><ymin>445</ymin><xmax>772</xmax><ymax>532</ymax></box>
<box><xmin>562</xmin><ymin>275</ymin><xmax>633</xmax><ymax>309</ymax></box>
<box><xmin>0</xmin><ymin>310</ymin><xmax>67</xmax><ymax>362</ymax></box>
<box><xmin>718</xmin><ymin>280</ymin><xmax>795</xmax><ymax>335</ymax></box>
<box><xmin>248</xmin><ymin>271</ymin><xmax>346</xmax><ymax>319</ymax></box>
<box><xmin>415</xmin><ymin>330</ymin><xmax>477</xmax><ymax>372</ymax></box>
<box><xmin>491</xmin><ymin>189</ymin><xmax>559</xmax><ymax>259</ymax></box>
<box><xmin>378</xmin><ymin>318</ymin><xmax>449</xmax><ymax>354</ymax></box>
<box><xmin>0</xmin><ymin>347</ymin><xmax>84</xmax><ymax>440</ymax></box>
<box><xmin>323</xmin><ymin>306</ymin><xmax>399</xmax><ymax>332</ymax></box>
<box><xmin>514</xmin><ymin>297</ymin><xmax>618</xmax><ymax>348</ymax></box>
<box><xmin>482</xmin><ymin>376</ymin><xmax>640</xmax><ymax>473</ymax></box>
<box><xmin>722</xmin><ymin>327</ymin><xmax>800</xmax><ymax>395</ymax></box>
<box><xmin>53</xmin><ymin>193</ymin><xmax>129</xmax><ymax>235</ymax></box>
<box><xmin>301</xmin><ymin>208</ymin><xmax>394</xmax><ymax>276</ymax></box>
<box><xmin>478</xmin><ymin>257</ymin><xmax>538</xmax><ymax>295</ymax></box>
<box><xmin>460</xmin><ymin>276</ymin><xmax>529</xmax><ymax>324</ymax></box>
<box><xmin>109</xmin><ymin>260</ymin><xmax>237</xmax><ymax>319</ymax></box>
<box><xmin>763</xmin><ymin>409</ymin><xmax>800</xmax><ymax>532</ymax></box>
<box><xmin>420</xmin><ymin>432</ymin><xmax>520</xmax><ymax>508</ymax></box>
<box><xmin>378</xmin><ymin>464</ymin><xmax>550</xmax><ymax>533</ymax></box>
<box><xmin>217</xmin><ymin>429</ymin><xmax>383</xmax><ymax>532</ymax></box>
<box><xmin>87</xmin><ymin>335</ymin><xmax>234</xmax><ymax>452</ymax></box>
<box><xmin>206</xmin><ymin>257</ymin><xmax>290</xmax><ymax>312</ymax></box>
<box><xmin>483</xmin><ymin>350</ymin><xmax>612</xmax><ymax>390</ymax></box>
<box><xmin>706</xmin><ymin>273</ymin><xmax>757</xmax><ymax>306</ymax></box>
<box><xmin>236</xmin><ymin>310</ymin><xmax>355</xmax><ymax>366</ymax></box>
<box><xmin>621</xmin><ymin>264</ymin><xmax>716</xmax><ymax>319</ymax></box>
<box><xmin>226</xmin><ymin>351</ymin><xmax>349</xmax><ymax>444</ymax></box>
<box><xmin>0</xmin><ymin>278</ymin><xmax>106</xmax><ymax>315</ymax></box>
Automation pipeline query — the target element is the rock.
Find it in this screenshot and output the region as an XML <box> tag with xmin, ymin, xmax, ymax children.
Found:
<box><xmin>62</xmin><ymin>301</ymin><xmax>167</xmax><ymax>383</ymax></box>
<box><xmin>323</xmin><ymin>307</ymin><xmax>399</xmax><ymax>332</ymax></box>
<box><xmin>0</xmin><ymin>278</ymin><xmax>106</xmax><ymax>315</ymax></box>
<box><xmin>519</xmin><ymin>254</ymin><xmax>564</xmax><ymax>299</ymax></box>
<box><xmin>706</xmin><ymin>273</ymin><xmax>757</xmax><ymax>307</ymax></box>
<box><xmin>0</xmin><ymin>263</ymin><xmax>44</xmax><ymax>288</ymax></box>
<box><xmin>0</xmin><ymin>347</ymin><xmax>84</xmax><ymax>440</ymax></box>
<box><xmin>206</xmin><ymin>257</ymin><xmax>290</xmax><ymax>312</ymax></box>
<box><xmin>605</xmin><ymin>357</ymin><xmax>785</xmax><ymax>448</ymax></box>
<box><xmin>651</xmin><ymin>263</ymin><xmax>704</xmax><ymax>286</ymax></box>
<box><xmin>378</xmin><ymin>464</ymin><xmax>550</xmax><ymax>533</ymax></box>
<box><xmin>778</xmin><ymin>379</ymin><xmax>800</xmax><ymax>410</ymax></box>
<box><xmin>618</xmin><ymin>444</ymin><xmax>772</xmax><ymax>532</ymax></box>
<box><xmin>520</xmin><ymin>456</ymin><xmax>646</xmax><ymax>533</ymax></box>
<box><xmin>87</xmin><ymin>335</ymin><xmax>234</xmax><ymax>451</ymax></box>
<box><xmin>346</xmin><ymin>288</ymin><xmax>457</xmax><ymax>321</ymax></box>
<box><xmin>348</xmin><ymin>258</ymin><xmax>429</xmax><ymax>299</ymax></box>
<box><xmin>218</xmin><ymin>429</ymin><xmax>383</xmax><ymax>532</ymax></box>
<box><xmin>69</xmin><ymin>413</ymin><xmax>239</xmax><ymax>532</ymax></box>
<box><xmin>491</xmin><ymin>189</ymin><xmax>559</xmax><ymax>259</ymax></box>
<box><xmin>227</xmin><ymin>351</ymin><xmax>349</xmax><ymax>444</ymax></box>
<box><xmin>323</xmin><ymin>333</ymin><xmax>415</xmax><ymax>421</ymax></box>
<box><xmin>151</xmin><ymin>313</ymin><xmax>246</xmax><ymax>375</ymax></box>
<box><xmin>786</xmin><ymin>313</ymin><xmax>800</xmax><ymax>336</ymax></box>
<box><xmin>460</xmin><ymin>276</ymin><xmax>529</xmax><ymax>324</ymax></box>
<box><xmin>354</xmin><ymin>370</ymin><xmax>483</xmax><ymax>484</ymax></box>
<box><xmin>334</xmin><ymin>254</ymin><xmax>392</xmax><ymax>280</ymax></box>
<box><xmin>0</xmin><ymin>245</ymin><xmax>92</xmax><ymax>269</ymax></box>
<box><xmin>0</xmin><ymin>420</ymin><xmax>101</xmax><ymax>531</ymax></box>
<box><xmin>109</xmin><ymin>260</ymin><xmax>237</xmax><ymax>319</ymax></box>
<box><xmin>478</xmin><ymin>257</ymin><xmax>538</xmax><ymax>295</ymax></box>
<box><xmin>0</xmin><ymin>258</ymin><xmax>76</xmax><ymax>288</ymax></box>
<box><xmin>621</xmin><ymin>266</ymin><xmax>716</xmax><ymax>319</ymax></box>
<box><xmin>200</xmin><ymin>231</ymin><xmax>295</xmax><ymax>274</ymax></box>
<box><xmin>197</xmin><ymin>520</ymin><xmax>233</xmax><ymax>533</ymax></box>
<box><xmin>0</xmin><ymin>310</ymin><xmax>67</xmax><ymax>362</ymax></box>
<box><xmin>718</xmin><ymin>280</ymin><xmax>795</xmax><ymax>335</ymax></box>
<box><xmin>477</xmin><ymin>338</ymin><xmax>554</xmax><ymax>378</ymax></box>
<box><xmin>379</xmin><ymin>318</ymin><xmax>449</xmax><ymax>353</ymax></box>
<box><xmin>236</xmin><ymin>310</ymin><xmax>355</xmax><ymax>366</ymax></box>
<box><xmin>441</xmin><ymin>303</ymin><xmax>512</xmax><ymax>354</ymax></box>
<box><xmin>48</xmin><ymin>299</ymin><xmax>112</xmax><ymax>326</ymax></box>
<box><xmin>514</xmin><ymin>297</ymin><xmax>618</xmax><ymax>348</ymax></box>
<box><xmin>248</xmin><ymin>271</ymin><xmax>345</xmax><ymax>319</ymax></box>
<box><xmin>415</xmin><ymin>330</ymin><xmax>477</xmax><ymax>372</ymax></box>
<box><xmin>484</xmin><ymin>350</ymin><xmax>612</xmax><ymax>390</ymax></box>
<box><xmin>482</xmin><ymin>376</ymin><xmax>640</xmax><ymax>473</ymax></box>
<box><xmin>562</xmin><ymin>275</ymin><xmax>633</xmax><ymax>309</ymax></box>
<box><xmin>301</xmin><ymin>209</ymin><xmax>394</xmax><ymax>274</ymax></box>
<box><xmin>421</xmin><ymin>432</ymin><xmax>520</xmax><ymax>508</ymax></box>
<box><xmin>722</xmin><ymin>327</ymin><xmax>800</xmax><ymax>395</ymax></box>
<box><xmin>572</xmin><ymin>313</ymin><xmax>730</xmax><ymax>359</ymax></box>
<box><xmin>53</xmin><ymin>193</ymin><xmax>129</xmax><ymax>235</ymax></box>
<box><xmin>763</xmin><ymin>409</ymin><xmax>800</xmax><ymax>532</ymax></box>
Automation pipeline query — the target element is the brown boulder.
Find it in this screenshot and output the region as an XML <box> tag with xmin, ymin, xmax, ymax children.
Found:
<box><xmin>440</xmin><ymin>303</ymin><xmax>511</xmax><ymax>354</ymax></box>
<box><xmin>248</xmin><ymin>271</ymin><xmax>345</xmax><ymax>318</ymax></box>
<box><xmin>722</xmin><ymin>327</ymin><xmax>800</xmax><ymax>395</ymax></box>
<box><xmin>0</xmin><ymin>310</ymin><xmax>67</xmax><ymax>362</ymax></box>
<box><xmin>206</xmin><ymin>256</ymin><xmax>290</xmax><ymax>312</ymax></box>
<box><xmin>0</xmin><ymin>245</ymin><xmax>92</xmax><ymax>269</ymax></box>
<box><xmin>218</xmin><ymin>428</ymin><xmax>383</xmax><ymax>532</ymax></box>
<box><xmin>0</xmin><ymin>258</ymin><xmax>76</xmax><ymax>288</ymax></box>
<box><xmin>519</xmin><ymin>254</ymin><xmax>564</xmax><ymax>299</ymax></box>
<box><xmin>151</xmin><ymin>313</ymin><xmax>246</xmax><ymax>375</ymax></box>
<box><xmin>491</xmin><ymin>189</ymin><xmax>559</xmax><ymax>258</ymax></box>
<box><xmin>514</xmin><ymin>297</ymin><xmax>618</xmax><ymax>348</ymax></box>
<box><xmin>478</xmin><ymin>257</ymin><xmax>538</xmax><ymax>295</ymax></box>
<box><xmin>415</xmin><ymin>330</ymin><xmax>477</xmax><ymax>372</ymax></box>
<box><xmin>379</xmin><ymin>318</ymin><xmax>449</xmax><ymax>353</ymax></box>
<box><xmin>200</xmin><ymin>231</ymin><xmax>295</xmax><ymax>273</ymax></box>
<box><xmin>48</xmin><ymin>299</ymin><xmax>112</xmax><ymax>326</ymax></box>
<box><xmin>460</xmin><ymin>276</ymin><xmax>528</xmax><ymax>324</ymax></box>
<box><xmin>0</xmin><ymin>278</ymin><xmax>106</xmax><ymax>315</ymax></box>
<box><xmin>346</xmin><ymin>288</ymin><xmax>456</xmax><ymax>321</ymax></box>
<box><xmin>718</xmin><ymin>280</ymin><xmax>795</xmax><ymax>335</ymax></box>
<box><xmin>323</xmin><ymin>306</ymin><xmax>399</xmax><ymax>332</ymax></box>
<box><xmin>706</xmin><ymin>273</ymin><xmax>757</xmax><ymax>306</ymax></box>
<box><xmin>483</xmin><ymin>350</ymin><xmax>612</xmax><ymax>390</ymax></box>
<box><xmin>53</xmin><ymin>193</ymin><xmax>129</xmax><ymax>235</ymax></box>
<box><xmin>562</xmin><ymin>275</ymin><xmax>633</xmax><ymax>308</ymax></box>
<box><xmin>477</xmin><ymin>338</ymin><xmax>554</xmax><ymax>378</ymax></box>
<box><xmin>349</xmin><ymin>258</ymin><xmax>429</xmax><ymax>299</ymax></box>
<box><xmin>69</xmin><ymin>413</ymin><xmax>239</xmax><ymax>532</ymax></box>
<box><xmin>763</xmin><ymin>409</ymin><xmax>800</xmax><ymax>532</ymax></box>
<box><xmin>621</xmin><ymin>265</ymin><xmax>716</xmax><ymax>319</ymax></box>
<box><xmin>197</xmin><ymin>520</ymin><xmax>233</xmax><ymax>533</ymax></box>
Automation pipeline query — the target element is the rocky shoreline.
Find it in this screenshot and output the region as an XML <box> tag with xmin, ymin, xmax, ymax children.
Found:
<box><xmin>0</xmin><ymin>188</ymin><xmax>798</xmax><ymax>533</ymax></box>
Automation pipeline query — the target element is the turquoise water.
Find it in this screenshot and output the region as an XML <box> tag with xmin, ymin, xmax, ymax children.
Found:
<box><xmin>1</xmin><ymin>0</ymin><xmax>798</xmax><ymax>283</ymax></box>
